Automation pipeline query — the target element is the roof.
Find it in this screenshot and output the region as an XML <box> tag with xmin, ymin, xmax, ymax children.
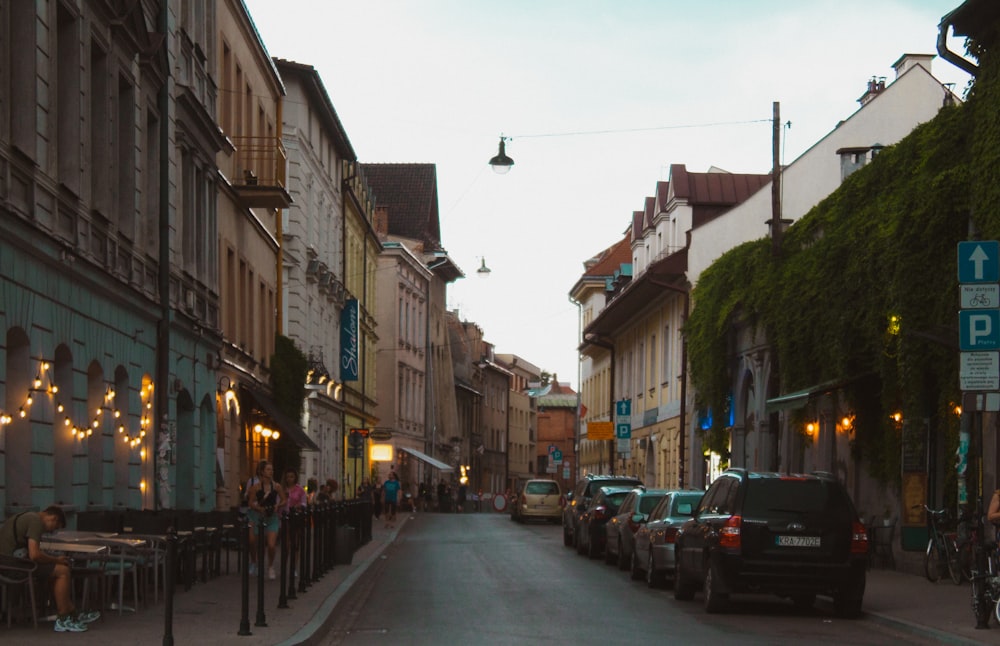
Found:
<box><xmin>360</xmin><ymin>163</ymin><xmax>443</xmax><ymax>251</ymax></box>
<box><xmin>274</xmin><ymin>59</ymin><xmax>356</xmax><ymax>160</ymax></box>
<box><xmin>585</xmin><ymin>236</ymin><xmax>632</xmax><ymax>277</ymax></box>
<box><xmin>536</xmin><ymin>393</ymin><xmax>578</xmax><ymax>409</ymax></box>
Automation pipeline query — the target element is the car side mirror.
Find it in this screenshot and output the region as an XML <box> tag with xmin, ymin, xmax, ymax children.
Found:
<box><xmin>565</xmin><ymin>492</ymin><xmax>574</xmax><ymax>502</ymax></box>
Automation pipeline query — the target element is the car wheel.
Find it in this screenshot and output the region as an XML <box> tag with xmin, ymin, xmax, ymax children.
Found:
<box><xmin>617</xmin><ymin>539</ymin><xmax>629</xmax><ymax>571</ymax></box>
<box><xmin>604</xmin><ymin>537</ymin><xmax>617</xmax><ymax>565</ymax></box>
<box><xmin>673</xmin><ymin>557</ymin><xmax>696</xmax><ymax>601</ymax></box>
<box><xmin>833</xmin><ymin>574</ymin><xmax>865</xmax><ymax>619</ymax></box>
<box><xmin>703</xmin><ymin>558</ymin><xmax>729</xmax><ymax>613</ymax></box>
<box><xmin>630</xmin><ymin>549</ymin><xmax>643</xmax><ymax>581</ymax></box>
<box><xmin>647</xmin><ymin>551</ymin><xmax>665</xmax><ymax>589</ymax></box>
<box><xmin>587</xmin><ymin>532</ymin><xmax>601</xmax><ymax>560</ymax></box>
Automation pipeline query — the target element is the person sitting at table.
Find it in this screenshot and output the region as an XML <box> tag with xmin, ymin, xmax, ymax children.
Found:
<box><xmin>0</xmin><ymin>506</ymin><xmax>100</xmax><ymax>632</ymax></box>
<box><xmin>247</xmin><ymin>460</ymin><xmax>286</xmax><ymax>580</ymax></box>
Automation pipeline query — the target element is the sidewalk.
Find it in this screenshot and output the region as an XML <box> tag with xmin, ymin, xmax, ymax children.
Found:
<box><xmin>1</xmin><ymin>514</ymin><xmax>408</xmax><ymax>645</ymax></box>
<box><xmin>2</xmin><ymin>515</ymin><xmax>998</xmax><ymax>644</ymax></box>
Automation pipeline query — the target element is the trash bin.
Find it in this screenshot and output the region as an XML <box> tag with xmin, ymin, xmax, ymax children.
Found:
<box><xmin>335</xmin><ymin>526</ymin><xmax>355</xmax><ymax>565</ymax></box>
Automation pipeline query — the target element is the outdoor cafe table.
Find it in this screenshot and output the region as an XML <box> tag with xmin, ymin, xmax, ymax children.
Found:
<box><xmin>46</xmin><ymin>532</ymin><xmax>148</xmax><ymax>613</ymax></box>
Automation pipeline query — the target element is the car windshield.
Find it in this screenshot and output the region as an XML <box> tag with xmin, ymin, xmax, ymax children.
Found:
<box><xmin>639</xmin><ymin>495</ymin><xmax>665</xmax><ymax>514</ymax></box>
<box><xmin>742</xmin><ymin>479</ymin><xmax>850</xmax><ymax>519</ymax></box>
<box><xmin>526</xmin><ymin>482</ymin><xmax>559</xmax><ymax>495</ymax></box>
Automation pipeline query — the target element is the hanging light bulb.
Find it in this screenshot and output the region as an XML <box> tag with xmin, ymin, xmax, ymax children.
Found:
<box><xmin>56</xmin><ymin>401</ymin><xmax>64</xmax><ymax>413</ymax></box>
<box><xmin>33</xmin><ymin>375</ymin><xmax>42</xmax><ymax>389</ymax></box>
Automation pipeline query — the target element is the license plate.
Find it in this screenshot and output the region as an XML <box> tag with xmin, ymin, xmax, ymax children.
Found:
<box><xmin>776</xmin><ymin>535</ymin><xmax>820</xmax><ymax>547</ymax></box>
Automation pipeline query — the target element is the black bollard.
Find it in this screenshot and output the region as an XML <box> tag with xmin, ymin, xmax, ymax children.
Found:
<box><xmin>238</xmin><ymin>514</ymin><xmax>252</xmax><ymax>636</ymax></box>
<box><xmin>277</xmin><ymin>511</ymin><xmax>289</xmax><ymax>609</ymax></box>
<box><xmin>287</xmin><ymin>507</ymin><xmax>299</xmax><ymax>601</ymax></box>
<box><xmin>254</xmin><ymin>517</ymin><xmax>267</xmax><ymax>627</ymax></box>
<box><xmin>300</xmin><ymin>505</ymin><xmax>311</xmax><ymax>593</ymax></box>
<box><xmin>313</xmin><ymin>503</ymin><xmax>324</xmax><ymax>581</ymax></box>
<box><xmin>162</xmin><ymin>530</ymin><xmax>177</xmax><ymax>646</ymax></box>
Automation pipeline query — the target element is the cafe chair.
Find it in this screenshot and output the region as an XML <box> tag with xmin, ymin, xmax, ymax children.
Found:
<box><xmin>0</xmin><ymin>554</ymin><xmax>38</xmax><ymax>628</ymax></box>
<box><xmin>88</xmin><ymin>543</ymin><xmax>142</xmax><ymax>615</ymax></box>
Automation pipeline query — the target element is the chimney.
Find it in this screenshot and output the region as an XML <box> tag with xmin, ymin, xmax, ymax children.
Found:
<box><xmin>892</xmin><ymin>53</ymin><xmax>935</xmax><ymax>80</ymax></box>
<box><xmin>858</xmin><ymin>76</ymin><xmax>887</xmax><ymax>107</ymax></box>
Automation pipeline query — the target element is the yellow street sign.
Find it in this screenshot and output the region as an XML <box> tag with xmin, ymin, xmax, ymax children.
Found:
<box><xmin>587</xmin><ymin>421</ymin><xmax>614</xmax><ymax>440</ymax></box>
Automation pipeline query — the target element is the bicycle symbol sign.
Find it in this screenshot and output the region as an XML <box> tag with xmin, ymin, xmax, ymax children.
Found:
<box><xmin>962</xmin><ymin>284</ymin><xmax>1000</xmax><ymax>309</ymax></box>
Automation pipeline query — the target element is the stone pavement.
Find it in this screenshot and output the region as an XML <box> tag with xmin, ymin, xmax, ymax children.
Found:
<box><xmin>3</xmin><ymin>513</ymin><xmax>1000</xmax><ymax>645</ymax></box>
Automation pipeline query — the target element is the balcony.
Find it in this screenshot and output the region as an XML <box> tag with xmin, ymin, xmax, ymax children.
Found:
<box><xmin>228</xmin><ymin>135</ymin><xmax>292</xmax><ymax>209</ymax></box>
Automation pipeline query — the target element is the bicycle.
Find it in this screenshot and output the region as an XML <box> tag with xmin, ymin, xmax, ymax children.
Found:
<box><xmin>966</xmin><ymin>515</ymin><xmax>1000</xmax><ymax>627</ymax></box>
<box><xmin>921</xmin><ymin>505</ymin><xmax>962</xmax><ymax>584</ymax></box>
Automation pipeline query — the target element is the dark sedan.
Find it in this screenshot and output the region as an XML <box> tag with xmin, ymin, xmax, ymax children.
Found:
<box><xmin>575</xmin><ymin>486</ymin><xmax>633</xmax><ymax>560</ymax></box>
<box><xmin>631</xmin><ymin>490</ymin><xmax>704</xmax><ymax>587</ymax></box>
<box><xmin>604</xmin><ymin>487</ymin><xmax>668</xmax><ymax>570</ymax></box>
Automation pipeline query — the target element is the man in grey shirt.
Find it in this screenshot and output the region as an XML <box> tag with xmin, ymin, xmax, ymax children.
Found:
<box><xmin>0</xmin><ymin>506</ymin><xmax>100</xmax><ymax>632</ymax></box>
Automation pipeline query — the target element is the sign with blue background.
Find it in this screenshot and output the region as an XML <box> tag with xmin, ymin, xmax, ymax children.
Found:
<box><xmin>960</xmin><ymin>309</ymin><xmax>1000</xmax><ymax>351</ymax></box>
<box><xmin>958</xmin><ymin>241</ymin><xmax>1000</xmax><ymax>283</ymax></box>
<box><xmin>340</xmin><ymin>298</ymin><xmax>359</xmax><ymax>381</ymax></box>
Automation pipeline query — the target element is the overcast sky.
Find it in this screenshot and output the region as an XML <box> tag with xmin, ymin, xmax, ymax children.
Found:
<box><xmin>243</xmin><ymin>0</ymin><xmax>973</xmax><ymax>389</ymax></box>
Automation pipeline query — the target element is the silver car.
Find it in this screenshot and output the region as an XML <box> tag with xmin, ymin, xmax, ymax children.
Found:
<box><xmin>631</xmin><ymin>490</ymin><xmax>704</xmax><ymax>587</ymax></box>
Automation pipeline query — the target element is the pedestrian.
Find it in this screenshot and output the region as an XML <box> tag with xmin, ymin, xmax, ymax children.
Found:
<box><xmin>305</xmin><ymin>477</ymin><xmax>319</xmax><ymax>505</ymax></box>
<box><xmin>282</xmin><ymin>469</ymin><xmax>308</xmax><ymax>512</ymax></box>
<box><xmin>0</xmin><ymin>506</ymin><xmax>100</xmax><ymax>632</ymax></box>
<box><xmin>457</xmin><ymin>482</ymin><xmax>467</xmax><ymax>513</ymax></box>
<box><xmin>247</xmin><ymin>459</ymin><xmax>286</xmax><ymax>580</ymax></box>
<box><xmin>326</xmin><ymin>478</ymin><xmax>339</xmax><ymax>500</ymax></box>
<box><xmin>383</xmin><ymin>471</ymin><xmax>401</xmax><ymax>528</ymax></box>
<box><xmin>418</xmin><ymin>481</ymin><xmax>430</xmax><ymax>512</ymax></box>
<box><xmin>437</xmin><ymin>479</ymin><xmax>448</xmax><ymax>512</ymax></box>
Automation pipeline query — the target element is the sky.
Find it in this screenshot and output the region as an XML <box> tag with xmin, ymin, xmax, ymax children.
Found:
<box><xmin>243</xmin><ymin>0</ymin><xmax>973</xmax><ymax>390</ymax></box>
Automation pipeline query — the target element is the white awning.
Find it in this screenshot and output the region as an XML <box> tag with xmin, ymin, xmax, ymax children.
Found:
<box><xmin>399</xmin><ymin>446</ymin><xmax>453</xmax><ymax>471</ymax></box>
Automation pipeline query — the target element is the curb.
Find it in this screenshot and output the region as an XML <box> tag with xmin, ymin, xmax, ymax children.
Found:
<box><xmin>275</xmin><ymin>517</ymin><xmax>406</xmax><ymax>646</ymax></box>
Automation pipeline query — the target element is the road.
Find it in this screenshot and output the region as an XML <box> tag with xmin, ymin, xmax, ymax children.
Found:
<box><xmin>322</xmin><ymin>512</ymin><xmax>937</xmax><ymax>645</ymax></box>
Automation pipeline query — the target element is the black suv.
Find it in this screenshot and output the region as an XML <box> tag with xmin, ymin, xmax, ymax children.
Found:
<box><xmin>563</xmin><ymin>474</ymin><xmax>643</xmax><ymax>548</ymax></box>
<box><xmin>673</xmin><ymin>469</ymin><xmax>868</xmax><ymax>617</ymax></box>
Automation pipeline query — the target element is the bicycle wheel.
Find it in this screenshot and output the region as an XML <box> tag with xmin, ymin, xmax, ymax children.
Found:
<box><xmin>925</xmin><ymin>538</ymin><xmax>942</xmax><ymax>582</ymax></box>
<box><xmin>945</xmin><ymin>535</ymin><xmax>963</xmax><ymax>585</ymax></box>
<box><xmin>958</xmin><ymin>540</ymin><xmax>974</xmax><ymax>581</ymax></box>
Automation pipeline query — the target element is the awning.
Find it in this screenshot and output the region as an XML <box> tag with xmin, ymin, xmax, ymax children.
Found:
<box><xmin>240</xmin><ymin>386</ymin><xmax>320</xmax><ymax>451</ymax></box>
<box><xmin>399</xmin><ymin>446</ymin><xmax>453</xmax><ymax>471</ymax></box>
<box><xmin>764</xmin><ymin>374</ymin><xmax>875</xmax><ymax>415</ymax></box>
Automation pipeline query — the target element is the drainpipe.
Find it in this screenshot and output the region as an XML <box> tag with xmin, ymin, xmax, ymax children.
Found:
<box><xmin>569</xmin><ymin>295</ymin><xmax>583</xmax><ymax>484</ymax></box>
<box><xmin>646</xmin><ymin>277</ymin><xmax>689</xmax><ymax>490</ymax></box>
<box><xmin>155</xmin><ymin>0</ymin><xmax>172</xmax><ymax>511</ymax></box>
<box><xmin>583</xmin><ymin>333</ymin><xmax>615</xmax><ymax>474</ymax></box>
<box><xmin>937</xmin><ymin>12</ymin><xmax>978</xmax><ymax>77</ymax></box>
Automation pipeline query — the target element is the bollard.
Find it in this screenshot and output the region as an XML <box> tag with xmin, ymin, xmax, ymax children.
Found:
<box><xmin>313</xmin><ymin>503</ymin><xmax>324</xmax><ymax>580</ymax></box>
<box><xmin>162</xmin><ymin>530</ymin><xmax>177</xmax><ymax>646</ymax></box>
<box><xmin>238</xmin><ymin>514</ymin><xmax>252</xmax><ymax>636</ymax></box>
<box><xmin>300</xmin><ymin>505</ymin><xmax>311</xmax><ymax>593</ymax></box>
<box><xmin>287</xmin><ymin>507</ymin><xmax>299</xmax><ymax>601</ymax></box>
<box><xmin>277</xmin><ymin>511</ymin><xmax>289</xmax><ymax>609</ymax></box>
<box><xmin>254</xmin><ymin>517</ymin><xmax>267</xmax><ymax>627</ymax></box>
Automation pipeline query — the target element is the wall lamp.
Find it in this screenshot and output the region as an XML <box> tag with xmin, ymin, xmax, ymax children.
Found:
<box><xmin>476</xmin><ymin>257</ymin><xmax>492</xmax><ymax>277</ymax></box>
<box><xmin>488</xmin><ymin>136</ymin><xmax>514</xmax><ymax>174</ymax></box>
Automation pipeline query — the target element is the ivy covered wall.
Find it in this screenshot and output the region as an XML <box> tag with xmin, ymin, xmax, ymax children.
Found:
<box><xmin>686</xmin><ymin>35</ymin><xmax>1000</xmax><ymax>488</ymax></box>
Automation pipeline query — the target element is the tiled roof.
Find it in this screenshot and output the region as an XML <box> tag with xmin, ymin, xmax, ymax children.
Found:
<box><xmin>360</xmin><ymin>163</ymin><xmax>442</xmax><ymax>251</ymax></box>
<box><xmin>584</xmin><ymin>236</ymin><xmax>632</xmax><ymax>277</ymax></box>
<box><xmin>668</xmin><ymin>164</ymin><xmax>771</xmax><ymax>206</ymax></box>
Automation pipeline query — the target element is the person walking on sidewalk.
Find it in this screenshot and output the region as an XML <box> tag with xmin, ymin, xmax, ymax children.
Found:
<box><xmin>383</xmin><ymin>471</ymin><xmax>401</xmax><ymax>528</ymax></box>
<box><xmin>247</xmin><ymin>460</ymin><xmax>286</xmax><ymax>580</ymax></box>
<box><xmin>0</xmin><ymin>506</ymin><xmax>100</xmax><ymax>632</ymax></box>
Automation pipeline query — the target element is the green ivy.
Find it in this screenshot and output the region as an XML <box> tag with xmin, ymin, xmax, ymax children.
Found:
<box><xmin>270</xmin><ymin>334</ymin><xmax>308</xmax><ymax>422</ymax></box>
<box><xmin>685</xmin><ymin>38</ymin><xmax>1000</xmax><ymax>485</ymax></box>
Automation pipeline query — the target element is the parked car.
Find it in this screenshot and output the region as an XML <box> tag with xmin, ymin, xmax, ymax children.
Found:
<box><xmin>604</xmin><ymin>487</ymin><xmax>669</xmax><ymax>569</ymax></box>
<box><xmin>631</xmin><ymin>489</ymin><xmax>704</xmax><ymax>586</ymax></box>
<box><xmin>511</xmin><ymin>479</ymin><xmax>562</xmax><ymax>524</ymax></box>
<box><xmin>576</xmin><ymin>486</ymin><xmax>634</xmax><ymax>559</ymax></box>
<box><xmin>563</xmin><ymin>474</ymin><xmax>643</xmax><ymax>548</ymax></box>
<box><xmin>674</xmin><ymin>469</ymin><xmax>868</xmax><ymax>617</ymax></box>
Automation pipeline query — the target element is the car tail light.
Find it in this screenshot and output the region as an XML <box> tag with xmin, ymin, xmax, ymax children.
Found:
<box><xmin>592</xmin><ymin>506</ymin><xmax>607</xmax><ymax>521</ymax></box>
<box><xmin>719</xmin><ymin>515</ymin><xmax>742</xmax><ymax>550</ymax></box>
<box><xmin>850</xmin><ymin>521</ymin><xmax>869</xmax><ymax>554</ymax></box>
<box><xmin>663</xmin><ymin>527</ymin><xmax>679</xmax><ymax>544</ymax></box>
<box><xmin>520</xmin><ymin>494</ymin><xmax>526</xmax><ymax>506</ymax></box>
